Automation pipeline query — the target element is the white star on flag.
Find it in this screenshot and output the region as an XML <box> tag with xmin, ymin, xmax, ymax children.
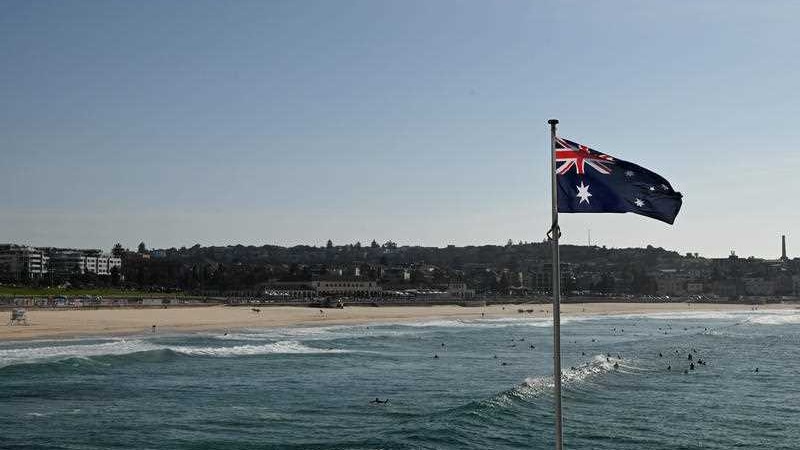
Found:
<box><xmin>576</xmin><ymin>182</ymin><xmax>592</xmax><ymax>204</ymax></box>
<box><xmin>634</xmin><ymin>198</ymin><xmax>645</xmax><ymax>207</ymax></box>
<box><xmin>624</xmin><ymin>170</ymin><xmax>634</xmax><ymax>177</ymax></box>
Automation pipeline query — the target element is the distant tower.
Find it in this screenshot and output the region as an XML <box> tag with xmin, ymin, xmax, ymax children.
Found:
<box><xmin>781</xmin><ymin>235</ymin><xmax>788</xmax><ymax>261</ymax></box>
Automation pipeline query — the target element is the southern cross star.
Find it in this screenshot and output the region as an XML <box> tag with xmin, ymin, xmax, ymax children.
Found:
<box><xmin>634</xmin><ymin>198</ymin><xmax>645</xmax><ymax>207</ymax></box>
<box><xmin>624</xmin><ymin>170</ymin><xmax>635</xmax><ymax>177</ymax></box>
<box><xmin>649</xmin><ymin>186</ymin><xmax>656</xmax><ymax>191</ymax></box>
<box><xmin>576</xmin><ymin>182</ymin><xmax>592</xmax><ymax>204</ymax></box>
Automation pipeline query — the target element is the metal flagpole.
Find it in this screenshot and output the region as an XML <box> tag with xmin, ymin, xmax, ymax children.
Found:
<box><xmin>547</xmin><ymin>118</ymin><xmax>564</xmax><ymax>450</ymax></box>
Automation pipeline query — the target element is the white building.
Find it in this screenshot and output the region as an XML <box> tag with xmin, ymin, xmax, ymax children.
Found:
<box><xmin>0</xmin><ymin>245</ymin><xmax>49</xmax><ymax>280</ymax></box>
<box><xmin>311</xmin><ymin>279</ymin><xmax>382</xmax><ymax>296</ymax></box>
<box><xmin>447</xmin><ymin>283</ymin><xmax>476</xmax><ymax>299</ymax></box>
<box><xmin>48</xmin><ymin>249</ymin><xmax>121</xmax><ymax>276</ymax></box>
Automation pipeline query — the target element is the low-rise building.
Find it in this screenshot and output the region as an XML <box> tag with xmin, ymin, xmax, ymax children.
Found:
<box><xmin>743</xmin><ymin>277</ymin><xmax>776</xmax><ymax>296</ymax></box>
<box><xmin>686</xmin><ymin>282</ymin><xmax>704</xmax><ymax>294</ymax></box>
<box><xmin>47</xmin><ymin>249</ymin><xmax>121</xmax><ymax>276</ymax></box>
<box><xmin>311</xmin><ymin>279</ymin><xmax>382</xmax><ymax>296</ymax></box>
<box><xmin>0</xmin><ymin>244</ymin><xmax>49</xmax><ymax>280</ymax></box>
<box><xmin>447</xmin><ymin>283</ymin><xmax>476</xmax><ymax>299</ymax></box>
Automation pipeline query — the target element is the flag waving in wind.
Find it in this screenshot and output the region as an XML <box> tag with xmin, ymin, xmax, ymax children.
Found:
<box><xmin>556</xmin><ymin>137</ymin><xmax>683</xmax><ymax>224</ymax></box>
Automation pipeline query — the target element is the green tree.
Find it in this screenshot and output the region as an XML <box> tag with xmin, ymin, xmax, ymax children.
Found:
<box><xmin>370</xmin><ymin>240</ymin><xmax>379</xmax><ymax>249</ymax></box>
<box><xmin>326</xmin><ymin>240</ymin><xmax>333</xmax><ymax>249</ymax></box>
<box><xmin>112</xmin><ymin>243</ymin><xmax>125</xmax><ymax>258</ymax></box>
<box><xmin>137</xmin><ymin>242</ymin><xmax>147</xmax><ymax>254</ymax></box>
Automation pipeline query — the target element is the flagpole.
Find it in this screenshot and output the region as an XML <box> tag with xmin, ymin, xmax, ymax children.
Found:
<box><xmin>548</xmin><ymin>118</ymin><xmax>564</xmax><ymax>450</ymax></box>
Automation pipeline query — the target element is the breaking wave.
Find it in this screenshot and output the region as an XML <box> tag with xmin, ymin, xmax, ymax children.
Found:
<box><xmin>170</xmin><ymin>341</ymin><xmax>348</xmax><ymax>356</ymax></box>
<box><xmin>0</xmin><ymin>339</ymin><xmax>346</xmax><ymax>369</ymax></box>
<box><xmin>747</xmin><ymin>312</ymin><xmax>800</xmax><ymax>325</ymax></box>
<box><xmin>469</xmin><ymin>354</ymin><xmax>636</xmax><ymax>415</ymax></box>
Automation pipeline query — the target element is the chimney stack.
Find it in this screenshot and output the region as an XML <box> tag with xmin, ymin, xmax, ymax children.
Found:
<box><xmin>781</xmin><ymin>235</ymin><xmax>788</xmax><ymax>260</ymax></box>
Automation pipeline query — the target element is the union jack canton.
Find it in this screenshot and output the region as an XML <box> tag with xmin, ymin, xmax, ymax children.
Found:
<box><xmin>555</xmin><ymin>137</ymin><xmax>683</xmax><ymax>225</ymax></box>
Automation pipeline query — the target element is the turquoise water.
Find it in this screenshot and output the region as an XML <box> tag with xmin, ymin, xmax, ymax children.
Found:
<box><xmin>1</xmin><ymin>309</ymin><xmax>799</xmax><ymax>449</ymax></box>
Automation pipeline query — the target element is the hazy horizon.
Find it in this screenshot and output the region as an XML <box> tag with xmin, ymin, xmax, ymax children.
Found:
<box><xmin>3</xmin><ymin>1</ymin><xmax>798</xmax><ymax>258</ymax></box>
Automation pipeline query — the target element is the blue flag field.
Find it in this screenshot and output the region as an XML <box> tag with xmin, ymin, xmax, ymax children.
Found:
<box><xmin>555</xmin><ymin>137</ymin><xmax>683</xmax><ymax>224</ymax></box>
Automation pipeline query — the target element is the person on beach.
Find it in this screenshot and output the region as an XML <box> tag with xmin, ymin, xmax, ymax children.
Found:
<box><xmin>152</xmin><ymin>324</ymin><xmax>156</xmax><ymax>334</ymax></box>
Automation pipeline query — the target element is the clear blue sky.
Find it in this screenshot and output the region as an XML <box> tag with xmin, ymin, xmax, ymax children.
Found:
<box><xmin>2</xmin><ymin>0</ymin><xmax>798</xmax><ymax>258</ymax></box>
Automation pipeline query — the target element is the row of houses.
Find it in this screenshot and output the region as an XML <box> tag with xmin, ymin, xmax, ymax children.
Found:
<box><xmin>0</xmin><ymin>244</ymin><xmax>122</xmax><ymax>280</ymax></box>
<box><xmin>259</xmin><ymin>279</ymin><xmax>475</xmax><ymax>300</ymax></box>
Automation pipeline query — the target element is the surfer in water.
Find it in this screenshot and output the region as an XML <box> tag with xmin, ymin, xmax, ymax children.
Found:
<box><xmin>370</xmin><ymin>398</ymin><xmax>389</xmax><ymax>404</ymax></box>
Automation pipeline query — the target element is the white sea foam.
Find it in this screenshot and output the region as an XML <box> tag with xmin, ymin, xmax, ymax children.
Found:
<box><xmin>520</xmin><ymin>354</ymin><xmax>630</xmax><ymax>392</ymax></box>
<box><xmin>478</xmin><ymin>354</ymin><xmax>634</xmax><ymax>407</ymax></box>
<box><xmin>0</xmin><ymin>338</ymin><xmax>345</xmax><ymax>368</ymax></box>
<box><xmin>0</xmin><ymin>339</ymin><xmax>162</xmax><ymax>368</ymax></box>
<box><xmin>616</xmin><ymin>309</ymin><xmax>800</xmax><ymax>327</ymax></box>
<box><xmin>170</xmin><ymin>340</ymin><xmax>348</xmax><ymax>357</ymax></box>
<box><xmin>214</xmin><ymin>324</ymin><xmax>411</xmax><ymax>342</ymax></box>
<box><xmin>396</xmin><ymin>317</ymin><xmax>559</xmax><ymax>329</ymax></box>
<box><xmin>748</xmin><ymin>312</ymin><xmax>800</xmax><ymax>325</ymax></box>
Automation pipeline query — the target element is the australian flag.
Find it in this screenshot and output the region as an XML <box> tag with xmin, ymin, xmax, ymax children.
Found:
<box><xmin>556</xmin><ymin>137</ymin><xmax>682</xmax><ymax>224</ymax></box>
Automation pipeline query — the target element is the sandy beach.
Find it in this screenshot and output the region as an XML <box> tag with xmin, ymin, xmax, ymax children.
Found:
<box><xmin>1</xmin><ymin>302</ymin><xmax>796</xmax><ymax>341</ymax></box>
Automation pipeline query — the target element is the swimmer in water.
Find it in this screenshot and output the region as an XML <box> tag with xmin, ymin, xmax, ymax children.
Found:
<box><xmin>667</xmin><ymin>365</ymin><xmax>671</xmax><ymax>371</ymax></box>
<box><xmin>613</xmin><ymin>362</ymin><xmax>619</xmax><ymax>369</ymax></box>
<box><xmin>370</xmin><ymin>398</ymin><xmax>389</xmax><ymax>404</ymax></box>
<box><xmin>690</xmin><ymin>362</ymin><xmax>695</xmax><ymax>371</ymax></box>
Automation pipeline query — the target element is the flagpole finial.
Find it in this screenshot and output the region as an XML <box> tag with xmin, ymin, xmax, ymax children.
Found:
<box><xmin>548</xmin><ymin>119</ymin><xmax>559</xmax><ymax>125</ymax></box>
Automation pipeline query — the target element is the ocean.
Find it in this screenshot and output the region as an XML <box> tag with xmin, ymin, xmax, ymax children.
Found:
<box><xmin>1</xmin><ymin>308</ymin><xmax>799</xmax><ymax>449</ymax></box>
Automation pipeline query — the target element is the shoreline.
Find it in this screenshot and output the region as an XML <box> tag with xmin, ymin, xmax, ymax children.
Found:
<box><xmin>1</xmin><ymin>302</ymin><xmax>797</xmax><ymax>342</ymax></box>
